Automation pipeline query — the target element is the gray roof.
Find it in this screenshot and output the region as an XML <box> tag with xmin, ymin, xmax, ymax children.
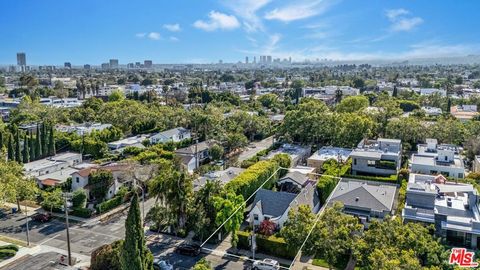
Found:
<box><xmin>155</xmin><ymin>127</ymin><xmax>189</xmax><ymax>139</ymax></box>
<box><xmin>175</xmin><ymin>141</ymin><xmax>210</xmax><ymax>155</ymax></box>
<box><xmin>330</xmin><ymin>180</ymin><xmax>397</xmax><ymax>212</ymax></box>
<box><xmin>350</xmin><ymin>150</ymin><xmax>382</xmax><ymax>159</ymax></box>
<box><xmin>194</xmin><ymin>167</ymin><xmax>245</xmax><ymax>191</ymax></box>
<box><xmin>253</xmin><ymin>189</ymin><xmax>297</xmax><ymax>217</ymax></box>
<box><xmin>278</xmin><ymin>171</ymin><xmax>309</xmax><ymax>187</ymax></box>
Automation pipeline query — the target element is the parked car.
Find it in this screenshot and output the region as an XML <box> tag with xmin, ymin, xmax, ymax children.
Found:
<box><xmin>252</xmin><ymin>259</ymin><xmax>280</xmax><ymax>270</ymax></box>
<box><xmin>153</xmin><ymin>259</ymin><xmax>173</xmax><ymax>270</ymax></box>
<box><xmin>174</xmin><ymin>243</ymin><xmax>201</xmax><ymax>256</ymax></box>
<box><xmin>31</xmin><ymin>213</ymin><xmax>52</xmax><ymax>222</ymax></box>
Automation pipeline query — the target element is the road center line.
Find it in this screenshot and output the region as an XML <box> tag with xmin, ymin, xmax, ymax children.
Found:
<box><xmin>38</xmin><ymin>234</ymin><xmax>61</xmax><ymax>245</ymax></box>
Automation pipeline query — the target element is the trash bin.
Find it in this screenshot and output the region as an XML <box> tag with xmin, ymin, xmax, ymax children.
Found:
<box><xmin>11</xmin><ymin>208</ymin><xmax>17</xmax><ymax>214</ymax></box>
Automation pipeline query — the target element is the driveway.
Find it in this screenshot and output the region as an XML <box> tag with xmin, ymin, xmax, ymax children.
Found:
<box><xmin>237</xmin><ymin>136</ymin><xmax>274</xmax><ymax>162</ymax></box>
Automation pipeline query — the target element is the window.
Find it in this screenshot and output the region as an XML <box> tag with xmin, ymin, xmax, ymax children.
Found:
<box><xmin>353</xmin><ymin>159</ymin><xmax>357</xmax><ymax>165</ymax></box>
<box><xmin>76</xmin><ymin>177</ymin><xmax>80</xmax><ymax>183</ymax></box>
<box><xmin>458</xmin><ymin>173</ymin><xmax>464</xmax><ymax>178</ymax></box>
<box><xmin>367</xmin><ymin>160</ymin><xmax>376</xmax><ymax>166</ymax></box>
<box><xmin>253</xmin><ymin>214</ymin><xmax>259</xmax><ymax>221</ymax></box>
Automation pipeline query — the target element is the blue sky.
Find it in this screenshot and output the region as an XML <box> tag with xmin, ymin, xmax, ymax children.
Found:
<box><xmin>1</xmin><ymin>0</ymin><xmax>479</xmax><ymax>65</ymax></box>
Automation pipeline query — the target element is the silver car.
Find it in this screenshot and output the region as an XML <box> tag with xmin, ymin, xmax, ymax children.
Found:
<box><xmin>252</xmin><ymin>259</ymin><xmax>280</xmax><ymax>270</ymax></box>
<box><xmin>153</xmin><ymin>259</ymin><xmax>173</xmax><ymax>270</ymax></box>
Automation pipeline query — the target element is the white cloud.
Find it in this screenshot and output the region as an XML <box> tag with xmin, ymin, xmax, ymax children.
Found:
<box><xmin>136</xmin><ymin>32</ymin><xmax>161</xmax><ymax>40</ymax></box>
<box><xmin>147</xmin><ymin>32</ymin><xmax>161</xmax><ymax>40</ymax></box>
<box><xmin>385</xmin><ymin>8</ymin><xmax>409</xmax><ymax>20</ymax></box>
<box><xmin>194</xmin><ymin>11</ymin><xmax>240</xmax><ymax>31</ymax></box>
<box><xmin>391</xmin><ymin>17</ymin><xmax>423</xmax><ymax>32</ymax></box>
<box><xmin>264</xmin><ymin>0</ymin><xmax>337</xmax><ymax>22</ymax></box>
<box><xmin>163</xmin><ymin>23</ymin><xmax>181</xmax><ymax>32</ymax></box>
<box><xmin>169</xmin><ymin>36</ymin><xmax>179</xmax><ymax>42</ymax></box>
<box><xmin>223</xmin><ymin>0</ymin><xmax>272</xmax><ymax>32</ymax></box>
<box><xmin>385</xmin><ymin>8</ymin><xmax>423</xmax><ymax>32</ymax></box>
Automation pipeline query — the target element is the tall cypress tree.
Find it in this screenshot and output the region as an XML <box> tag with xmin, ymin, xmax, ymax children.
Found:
<box><xmin>35</xmin><ymin>124</ymin><xmax>41</xmax><ymax>159</ymax></box>
<box><xmin>41</xmin><ymin>123</ymin><xmax>48</xmax><ymax>157</ymax></box>
<box><xmin>23</xmin><ymin>133</ymin><xmax>29</xmax><ymax>163</ymax></box>
<box><xmin>47</xmin><ymin>125</ymin><xmax>55</xmax><ymax>156</ymax></box>
<box><xmin>0</xmin><ymin>131</ymin><xmax>3</xmax><ymax>149</ymax></box>
<box><xmin>15</xmin><ymin>131</ymin><xmax>21</xmax><ymax>163</ymax></box>
<box><xmin>121</xmin><ymin>193</ymin><xmax>152</xmax><ymax>270</ymax></box>
<box><xmin>29</xmin><ymin>131</ymin><xmax>35</xmax><ymax>161</ymax></box>
<box><xmin>7</xmin><ymin>133</ymin><xmax>14</xmax><ymax>161</ymax></box>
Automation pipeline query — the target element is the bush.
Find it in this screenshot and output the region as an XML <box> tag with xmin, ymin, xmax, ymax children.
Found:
<box><xmin>90</xmin><ymin>240</ymin><xmax>123</xmax><ymax>270</ymax></box>
<box><xmin>96</xmin><ymin>196</ymin><xmax>123</xmax><ymax>214</ymax></box>
<box><xmin>316</xmin><ymin>159</ymin><xmax>351</xmax><ymax>204</ymax></box>
<box><xmin>0</xmin><ymin>245</ymin><xmax>19</xmax><ymax>252</ymax></box>
<box><xmin>0</xmin><ymin>249</ymin><xmax>16</xmax><ymax>259</ymax></box>
<box><xmin>71</xmin><ymin>207</ymin><xmax>94</xmax><ymax>218</ymax></box>
<box><xmin>226</xmin><ymin>160</ymin><xmax>279</xmax><ymax>199</ymax></box>
<box><xmin>272</xmin><ymin>153</ymin><xmax>291</xmax><ymax>177</ymax></box>
<box><xmin>72</xmin><ymin>189</ymin><xmax>87</xmax><ymax>208</ymax></box>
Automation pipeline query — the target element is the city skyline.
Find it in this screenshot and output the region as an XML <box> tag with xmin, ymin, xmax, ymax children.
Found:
<box><xmin>1</xmin><ymin>0</ymin><xmax>480</xmax><ymax>65</ymax></box>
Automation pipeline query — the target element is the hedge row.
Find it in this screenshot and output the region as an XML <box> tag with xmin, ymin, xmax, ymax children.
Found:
<box><xmin>0</xmin><ymin>249</ymin><xmax>16</xmax><ymax>259</ymax></box>
<box><xmin>225</xmin><ymin>160</ymin><xmax>279</xmax><ymax>200</ymax></box>
<box><xmin>0</xmin><ymin>245</ymin><xmax>19</xmax><ymax>252</ymax></box>
<box><xmin>71</xmin><ymin>207</ymin><xmax>94</xmax><ymax>218</ymax></box>
<box><xmin>317</xmin><ymin>159</ymin><xmax>351</xmax><ymax>204</ymax></box>
<box><xmin>96</xmin><ymin>196</ymin><xmax>123</xmax><ymax>214</ymax></box>
<box><xmin>343</xmin><ymin>174</ymin><xmax>398</xmax><ymax>183</ymax></box>
<box><xmin>237</xmin><ymin>231</ymin><xmax>295</xmax><ymax>259</ymax></box>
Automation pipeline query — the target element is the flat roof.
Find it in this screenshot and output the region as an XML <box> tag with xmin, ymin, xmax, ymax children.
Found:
<box><xmin>308</xmin><ymin>147</ymin><xmax>352</xmax><ymax>161</ymax></box>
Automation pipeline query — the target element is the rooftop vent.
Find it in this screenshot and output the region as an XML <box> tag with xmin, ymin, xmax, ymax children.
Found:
<box><xmin>355</xmin><ymin>197</ymin><xmax>359</xmax><ymax>202</ymax></box>
<box><xmin>447</xmin><ymin>197</ymin><xmax>452</xmax><ymax>207</ymax></box>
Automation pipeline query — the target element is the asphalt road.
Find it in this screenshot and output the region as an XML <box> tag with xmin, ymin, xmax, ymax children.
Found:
<box><xmin>237</xmin><ymin>136</ymin><xmax>274</xmax><ymax>162</ymax></box>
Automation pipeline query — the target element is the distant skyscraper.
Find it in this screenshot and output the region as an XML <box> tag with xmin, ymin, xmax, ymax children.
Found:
<box><xmin>219</xmin><ymin>60</ymin><xmax>223</xmax><ymax>64</ymax></box>
<box><xmin>109</xmin><ymin>59</ymin><xmax>119</xmax><ymax>68</ymax></box>
<box><xmin>267</xmin><ymin>55</ymin><xmax>272</xmax><ymax>63</ymax></box>
<box><xmin>135</xmin><ymin>62</ymin><xmax>141</xmax><ymax>68</ymax></box>
<box><xmin>127</xmin><ymin>63</ymin><xmax>134</xmax><ymax>69</ymax></box>
<box><xmin>17</xmin><ymin>52</ymin><xmax>26</xmax><ymax>66</ymax></box>
<box><xmin>253</xmin><ymin>56</ymin><xmax>256</xmax><ymax>64</ymax></box>
<box><xmin>84</xmin><ymin>64</ymin><xmax>91</xmax><ymax>70</ymax></box>
<box><xmin>245</xmin><ymin>56</ymin><xmax>249</xmax><ymax>64</ymax></box>
<box><xmin>144</xmin><ymin>60</ymin><xmax>153</xmax><ymax>68</ymax></box>
<box><xmin>101</xmin><ymin>63</ymin><xmax>110</xmax><ymax>69</ymax></box>
<box><xmin>64</xmin><ymin>62</ymin><xmax>71</xmax><ymax>69</ymax></box>
<box><xmin>289</xmin><ymin>57</ymin><xmax>292</xmax><ymax>63</ymax></box>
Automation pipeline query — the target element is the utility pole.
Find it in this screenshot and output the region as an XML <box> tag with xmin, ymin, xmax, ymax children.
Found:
<box><xmin>63</xmin><ymin>194</ymin><xmax>72</xmax><ymax>266</ymax></box>
<box><xmin>24</xmin><ymin>204</ymin><xmax>30</xmax><ymax>246</ymax></box>
<box><xmin>195</xmin><ymin>138</ymin><xmax>199</xmax><ymax>170</ymax></box>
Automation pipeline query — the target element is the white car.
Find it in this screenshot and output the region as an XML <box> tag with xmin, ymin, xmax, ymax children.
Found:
<box><xmin>252</xmin><ymin>259</ymin><xmax>280</xmax><ymax>270</ymax></box>
<box><xmin>153</xmin><ymin>259</ymin><xmax>173</xmax><ymax>270</ymax></box>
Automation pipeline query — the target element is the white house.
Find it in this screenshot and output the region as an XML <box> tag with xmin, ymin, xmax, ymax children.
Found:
<box><xmin>149</xmin><ymin>127</ymin><xmax>191</xmax><ymax>144</ymax></box>
<box><xmin>410</xmin><ymin>139</ymin><xmax>465</xmax><ymax>179</ymax></box>
<box><xmin>71</xmin><ymin>163</ymin><xmax>130</xmax><ymax>201</ymax></box>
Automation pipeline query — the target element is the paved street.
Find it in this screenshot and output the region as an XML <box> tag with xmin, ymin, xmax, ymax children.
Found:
<box><xmin>237</xmin><ymin>136</ymin><xmax>274</xmax><ymax>162</ymax></box>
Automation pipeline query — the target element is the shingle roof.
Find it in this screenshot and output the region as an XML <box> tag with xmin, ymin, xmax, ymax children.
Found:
<box><xmin>252</xmin><ymin>189</ymin><xmax>297</xmax><ymax>217</ymax></box>
<box><xmin>329</xmin><ymin>180</ymin><xmax>396</xmax><ymax>212</ymax></box>
<box><xmin>175</xmin><ymin>141</ymin><xmax>211</xmax><ymax>155</ymax></box>
<box><xmin>279</xmin><ymin>171</ymin><xmax>309</xmax><ymax>187</ymax></box>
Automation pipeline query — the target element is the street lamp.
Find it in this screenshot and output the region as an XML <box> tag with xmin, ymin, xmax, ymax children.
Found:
<box><xmin>24</xmin><ymin>204</ymin><xmax>30</xmax><ymax>246</ymax></box>
<box><xmin>63</xmin><ymin>193</ymin><xmax>72</xmax><ymax>266</ymax></box>
<box><xmin>134</xmin><ymin>181</ymin><xmax>145</xmax><ymax>223</ymax></box>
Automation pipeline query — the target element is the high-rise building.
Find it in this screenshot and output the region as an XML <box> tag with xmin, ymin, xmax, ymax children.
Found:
<box><xmin>127</xmin><ymin>63</ymin><xmax>134</xmax><ymax>69</ymax></box>
<box><xmin>83</xmin><ymin>64</ymin><xmax>91</xmax><ymax>70</ymax></box>
<box><xmin>17</xmin><ymin>52</ymin><xmax>26</xmax><ymax>66</ymax></box>
<box><xmin>289</xmin><ymin>57</ymin><xmax>292</xmax><ymax>63</ymax></box>
<box><xmin>64</xmin><ymin>62</ymin><xmax>72</xmax><ymax>69</ymax></box>
<box><xmin>253</xmin><ymin>56</ymin><xmax>256</xmax><ymax>64</ymax></box>
<box><xmin>219</xmin><ymin>60</ymin><xmax>223</xmax><ymax>64</ymax></box>
<box><xmin>144</xmin><ymin>60</ymin><xmax>153</xmax><ymax>68</ymax></box>
<box><xmin>109</xmin><ymin>59</ymin><xmax>119</xmax><ymax>68</ymax></box>
<box><xmin>245</xmin><ymin>56</ymin><xmax>249</xmax><ymax>64</ymax></box>
<box><xmin>267</xmin><ymin>55</ymin><xmax>272</xmax><ymax>63</ymax></box>
<box><xmin>101</xmin><ymin>63</ymin><xmax>110</xmax><ymax>69</ymax></box>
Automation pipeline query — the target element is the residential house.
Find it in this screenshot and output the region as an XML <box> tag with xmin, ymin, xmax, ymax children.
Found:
<box><xmin>107</xmin><ymin>135</ymin><xmax>149</xmax><ymax>152</ymax></box>
<box><xmin>329</xmin><ymin>179</ymin><xmax>397</xmax><ymax>225</ymax></box>
<box><xmin>70</xmin><ymin>163</ymin><xmax>130</xmax><ymax>201</ymax></box>
<box><xmin>149</xmin><ymin>127</ymin><xmax>191</xmax><ymax>144</ymax></box>
<box><xmin>421</xmin><ymin>106</ymin><xmax>442</xmax><ymax>116</ymax></box>
<box><xmin>175</xmin><ymin>141</ymin><xmax>212</xmax><ymax>173</ymax></box>
<box><xmin>266</xmin><ymin>143</ymin><xmax>311</xmax><ymax>167</ymax></box>
<box><xmin>249</xmin><ymin>182</ymin><xmax>320</xmax><ymax>229</ymax></box>
<box><xmin>193</xmin><ymin>167</ymin><xmax>245</xmax><ymax>191</ymax></box>
<box><xmin>307</xmin><ymin>146</ymin><xmax>352</xmax><ymax>172</ymax></box>
<box><xmin>23</xmin><ymin>152</ymin><xmax>83</xmax><ymax>188</ymax></box>
<box><xmin>403</xmin><ymin>173</ymin><xmax>480</xmax><ymax>248</ymax></box>
<box><xmin>451</xmin><ymin>105</ymin><xmax>479</xmax><ymax>122</ymax></box>
<box><xmin>350</xmin><ymin>138</ymin><xmax>402</xmax><ymax>176</ymax></box>
<box><xmin>410</xmin><ymin>139</ymin><xmax>465</xmax><ymax>179</ymax></box>
<box><xmin>56</xmin><ymin>123</ymin><xmax>113</xmax><ymax>135</ymax></box>
<box><xmin>277</xmin><ymin>171</ymin><xmax>313</xmax><ymax>193</ymax></box>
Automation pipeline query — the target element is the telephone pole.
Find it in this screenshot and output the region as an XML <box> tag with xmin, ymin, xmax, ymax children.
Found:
<box><xmin>63</xmin><ymin>193</ymin><xmax>72</xmax><ymax>266</ymax></box>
